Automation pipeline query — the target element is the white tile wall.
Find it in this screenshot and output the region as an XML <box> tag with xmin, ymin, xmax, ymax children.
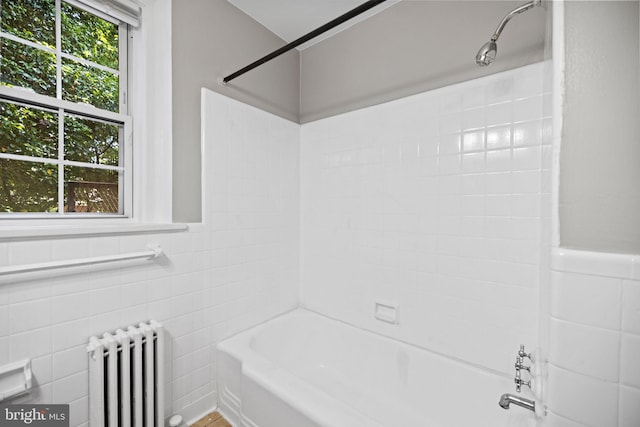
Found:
<box><xmin>300</xmin><ymin>62</ymin><xmax>550</xmax><ymax>375</ymax></box>
<box><xmin>0</xmin><ymin>90</ymin><xmax>299</xmax><ymax>425</ymax></box>
<box><xmin>548</xmin><ymin>248</ymin><xmax>640</xmax><ymax>427</ymax></box>
<box><xmin>6</xmin><ymin>59</ymin><xmax>636</xmax><ymax>427</ymax></box>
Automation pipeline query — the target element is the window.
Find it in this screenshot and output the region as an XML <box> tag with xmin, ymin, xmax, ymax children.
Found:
<box><xmin>0</xmin><ymin>0</ymin><xmax>133</xmax><ymax>216</ymax></box>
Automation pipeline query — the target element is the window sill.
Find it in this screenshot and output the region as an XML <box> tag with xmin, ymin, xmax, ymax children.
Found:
<box><xmin>0</xmin><ymin>222</ymin><xmax>188</xmax><ymax>242</ymax></box>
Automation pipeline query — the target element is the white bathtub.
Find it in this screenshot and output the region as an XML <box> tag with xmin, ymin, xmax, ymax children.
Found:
<box><xmin>217</xmin><ymin>309</ymin><xmax>538</xmax><ymax>427</ymax></box>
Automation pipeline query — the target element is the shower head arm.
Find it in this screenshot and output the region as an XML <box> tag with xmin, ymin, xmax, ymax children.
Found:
<box><xmin>491</xmin><ymin>0</ymin><xmax>541</xmax><ymax>42</ymax></box>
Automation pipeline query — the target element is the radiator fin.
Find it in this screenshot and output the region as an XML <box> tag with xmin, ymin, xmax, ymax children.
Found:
<box><xmin>88</xmin><ymin>321</ymin><xmax>165</xmax><ymax>427</ymax></box>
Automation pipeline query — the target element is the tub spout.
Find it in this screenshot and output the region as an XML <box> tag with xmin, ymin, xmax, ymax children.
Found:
<box><xmin>499</xmin><ymin>393</ymin><xmax>535</xmax><ymax>412</ymax></box>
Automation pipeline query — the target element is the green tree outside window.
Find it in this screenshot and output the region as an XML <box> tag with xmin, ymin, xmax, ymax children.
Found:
<box><xmin>0</xmin><ymin>0</ymin><xmax>123</xmax><ymax>214</ymax></box>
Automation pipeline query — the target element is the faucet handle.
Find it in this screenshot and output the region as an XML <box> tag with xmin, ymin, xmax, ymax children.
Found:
<box><xmin>515</xmin><ymin>356</ymin><xmax>531</xmax><ymax>372</ymax></box>
<box><xmin>518</xmin><ymin>344</ymin><xmax>531</xmax><ymax>359</ymax></box>
<box><xmin>515</xmin><ymin>377</ymin><xmax>531</xmax><ymax>392</ymax></box>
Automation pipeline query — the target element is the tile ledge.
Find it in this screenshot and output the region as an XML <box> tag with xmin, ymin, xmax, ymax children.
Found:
<box><xmin>0</xmin><ymin>223</ymin><xmax>188</xmax><ymax>242</ymax></box>
<box><xmin>551</xmin><ymin>247</ymin><xmax>640</xmax><ymax>280</ymax></box>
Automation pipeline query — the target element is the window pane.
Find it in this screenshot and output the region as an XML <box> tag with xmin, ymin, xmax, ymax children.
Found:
<box><xmin>0</xmin><ymin>38</ymin><xmax>56</xmax><ymax>97</ymax></box>
<box><xmin>64</xmin><ymin>166</ymin><xmax>119</xmax><ymax>213</ymax></box>
<box><xmin>0</xmin><ymin>100</ymin><xmax>58</xmax><ymax>158</ymax></box>
<box><xmin>61</xmin><ymin>2</ymin><xmax>119</xmax><ymax>70</ymax></box>
<box><xmin>62</xmin><ymin>58</ymin><xmax>119</xmax><ymax>112</ymax></box>
<box><xmin>1</xmin><ymin>0</ymin><xmax>56</xmax><ymax>47</ymax></box>
<box><xmin>64</xmin><ymin>115</ymin><xmax>119</xmax><ymax>165</ymax></box>
<box><xmin>0</xmin><ymin>158</ymin><xmax>58</xmax><ymax>212</ymax></box>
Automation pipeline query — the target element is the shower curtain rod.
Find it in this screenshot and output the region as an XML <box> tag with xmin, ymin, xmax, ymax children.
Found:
<box><xmin>221</xmin><ymin>0</ymin><xmax>389</xmax><ymax>84</ymax></box>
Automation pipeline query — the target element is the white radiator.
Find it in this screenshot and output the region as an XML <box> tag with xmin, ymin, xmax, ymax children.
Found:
<box><xmin>87</xmin><ymin>321</ymin><xmax>165</xmax><ymax>427</ymax></box>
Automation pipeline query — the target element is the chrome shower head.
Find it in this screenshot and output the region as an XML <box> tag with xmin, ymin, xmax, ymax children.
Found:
<box><xmin>475</xmin><ymin>40</ymin><xmax>497</xmax><ymax>66</ymax></box>
<box><xmin>475</xmin><ymin>0</ymin><xmax>541</xmax><ymax>66</ymax></box>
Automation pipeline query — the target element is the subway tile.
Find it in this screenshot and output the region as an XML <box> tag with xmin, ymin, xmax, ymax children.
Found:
<box><xmin>485</xmin><ymin>149</ymin><xmax>511</xmax><ymax>172</ymax></box>
<box><xmin>462</xmin><ymin>86</ymin><xmax>485</xmax><ymax>110</ymax></box>
<box><xmin>120</xmin><ymin>305</ymin><xmax>149</xmax><ymax>329</ymax></box>
<box><xmin>511</xmin><ymin>194</ymin><xmax>541</xmax><ymax>218</ymax></box>
<box><xmin>10</xmin><ymin>327</ymin><xmax>52</xmax><ymax>360</ymax></box>
<box><xmin>512</xmin><ymin>146</ymin><xmax>542</xmax><ymax>171</ymax></box>
<box><xmin>513</xmin><ymin>64</ymin><xmax>544</xmax><ymax>99</ymax></box>
<box><xmin>546</xmin><ymin>412</ymin><xmax>588</xmax><ymax>427</ymax></box>
<box><xmin>30</xmin><ymin>354</ymin><xmax>52</xmax><ymax>386</ymax></box>
<box><xmin>88</xmin><ymin>268</ymin><xmax>121</xmax><ymax>291</ymax></box>
<box><xmin>547</xmin><ymin>364</ymin><xmax>618</xmax><ymax>427</ymax></box>
<box><xmin>439</xmin><ymin>92</ymin><xmax>462</xmax><ymax>114</ymax></box>
<box><xmin>504</xmin><ymin>240</ymin><xmax>541</xmax><ymax>265</ymax></box>
<box><xmin>485</xmin><ymin>172</ymin><xmax>513</xmax><ymax>195</ymax></box>
<box><xmin>542</xmin><ymin>93</ymin><xmax>553</xmax><ymax>118</ymax></box>
<box><xmin>51</xmin><ymin>292</ymin><xmax>90</xmax><ymax>324</ymax></box>
<box><xmin>510</xmin><ymin>217</ymin><xmax>540</xmax><ymax>241</ymax></box>
<box><xmin>486</xmin><ymin>77</ymin><xmax>514</xmax><ymax>105</ymax></box>
<box><xmin>89</xmin><ymin>286</ymin><xmax>121</xmax><ymax>316</ymax></box>
<box><xmin>298</xmin><ymin>64</ymin><xmax>548</xmax><ymax>382</ymax></box>
<box><xmin>461</xmin><ymin>152</ymin><xmax>485</xmax><ymax>173</ymax></box>
<box><xmin>88</xmin><ymin>311</ymin><xmax>122</xmax><ymax>338</ymax></box>
<box><xmin>438</xmin><ymin>114</ymin><xmax>461</xmax><ymax>135</ymax></box>
<box><xmin>620</xmin><ymin>333</ymin><xmax>640</xmax><ymax>388</ymax></box>
<box><xmin>433</xmin><ymin>153</ymin><xmax>457</xmax><ymax>175</ymax></box>
<box><xmin>51</xmin><ymin>239</ymin><xmax>91</xmax><ymax>262</ymax></box>
<box><xmin>9</xmin><ymin>298</ymin><xmax>52</xmax><ymax>334</ymax></box>
<box><xmin>622</xmin><ymin>280</ymin><xmax>640</xmax><ymax>335</ymax></box>
<box><xmin>462</xmin><ymin>108</ymin><xmax>484</xmax><ymax>130</ymax></box>
<box><xmin>418</xmin><ymin>136</ymin><xmax>438</xmax><ymax>158</ymax></box>
<box><xmin>512</xmin><ymin>170</ymin><xmax>542</xmax><ymax>194</ymax></box>
<box><xmin>632</xmin><ymin>256</ymin><xmax>640</xmax><ymax>281</ymax></box>
<box><xmin>1</xmin><ymin>65</ymin><xmax>549</xmax><ymax>414</ymax></box>
<box><xmin>0</xmin><ymin>305</ymin><xmax>8</xmax><ymax>337</ymax></box>
<box><xmin>462</xmin><ymin>131</ymin><xmax>485</xmax><ymax>152</ymax></box>
<box><xmin>551</xmin><ymin>248</ymin><xmax>633</xmax><ymax>278</ymax></box>
<box><xmin>121</xmin><ymin>281</ymin><xmax>148</xmax><ymax>308</ymax></box>
<box><xmin>9</xmin><ymin>241</ymin><xmax>52</xmax><ymax>266</ymax></box>
<box><xmin>53</xmin><ymin>345</ymin><xmax>87</xmax><ymax>380</ymax></box>
<box><xmin>148</xmin><ymin>277</ymin><xmax>171</xmax><ymax>301</ymax></box>
<box><xmin>68</xmin><ymin>397</ymin><xmax>89</xmax><ymax>427</ymax></box>
<box><xmin>9</xmin><ymin>280</ymin><xmax>52</xmax><ymax>304</ymax></box>
<box><xmin>486</xmin><ymin>126</ymin><xmax>511</xmax><ymax>150</ymax></box>
<box><xmin>52</xmin><ymin>319</ymin><xmax>90</xmax><ymax>353</ymax></box>
<box><xmin>513</xmin><ymin>96</ymin><xmax>544</xmax><ymax>123</ymax></box>
<box><xmin>438</xmin><ymin>133</ymin><xmax>461</xmax><ymax>155</ymax></box>
<box><xmin>0</xmin><ymin>286</ymin><xmax>8</xmax><ymax>306</ymax></box>
<box><xmin>173</xmin><ymin>354</ymin><xmax>194</xmax><ymax>380</ymax></box>
<box><xmin>551</xmin><ymin>271</ymin><xmax>621</xmax><ymax>330</ymax></box>
<box><xmin>460</xmin><ymin>195</ymin><xmax>485</xmax><ymax>217</ymax></box>
<box><xmin>52</xmin><ymin>371</ymin><xmax>87</xmax><ymax>404</ymax></box>
<box><xmin>461</xmin><ymin>173</ymin><xmax>485</xmax><ymax>195</ymax></box>
<box><xmin>513</xmin><ymin>120</ymin><xmax>542</xmax><ymax>147</ymax></box>
<box><xmin>485</xmin><ymin>195</ymin><xmax>511</xmax><ymax>217</ymax></box>
<box><xmin>51</xmin><ymin>274</ymin><xmax>91</xmax><ymax>296</ymax></box>
<box><xmin>87</xmin><ymin>236</ymin><xmax>120</xmax><ymax>257</ymax></box>
<box><xmin>0</xmin><ymin>243</ymin><xmax>8</xmax><ymax>267</ymax></box>
<box><xmin>485</xmin><ymin>102</ymin><xmax>513</xmax><ymax>126</ymax></box>
<box><xmin>549</xmin><ymin>318</ymin><xmax>620</xmax><ymax>381</ymax></box>
<box><xmin>119</xmin><ymin>264</ymin><xmax>149</xmax><ymax>286</ymax></box>
<box><xmin>619</xmin><ymin>385</ymin><xmax>640</xmax><ymax>427</ymax></box>
<box><xmin>12</xmin><ymin>383</ymin><xmax>52</xmax><ymax>405</ymax></box>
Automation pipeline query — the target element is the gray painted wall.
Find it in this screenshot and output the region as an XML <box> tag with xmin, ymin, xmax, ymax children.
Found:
<box><xmin>172</xmin><ymin>0</ymin><xmax>299</xmax><ymax>222</ymax></box>
<box><xmin>300</xmin><ymin>1</ymin><xmax>548</xmax><ymax>123</ymax></box>
<box><xmin>560</xmin><ymin>1</ymin><xmax>640</xmax><ymax>253</ymax></box>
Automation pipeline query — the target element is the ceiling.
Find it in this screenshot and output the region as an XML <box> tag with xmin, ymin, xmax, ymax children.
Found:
<box><xmin>227</xmin><ymin>0</ymin><xmax>399</xmax><ymax>49</ymax></box>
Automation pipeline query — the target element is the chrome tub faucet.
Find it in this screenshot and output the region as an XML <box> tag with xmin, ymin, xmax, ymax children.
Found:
<box><xmin>499</xmin><ymin>393</ymin><xmax>535</xmax><ymax>412</ymax></box>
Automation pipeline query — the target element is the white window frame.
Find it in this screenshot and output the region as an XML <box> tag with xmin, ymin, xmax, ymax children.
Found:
<box><xmin>0</xmin><ymin>0</ymin><xmax>178</xmax><ymax>238</ymax></box>
<box><xmin>0</xmin><ymin>0</ymin><xmax>132</xmax><ymax>219</ymax></box>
